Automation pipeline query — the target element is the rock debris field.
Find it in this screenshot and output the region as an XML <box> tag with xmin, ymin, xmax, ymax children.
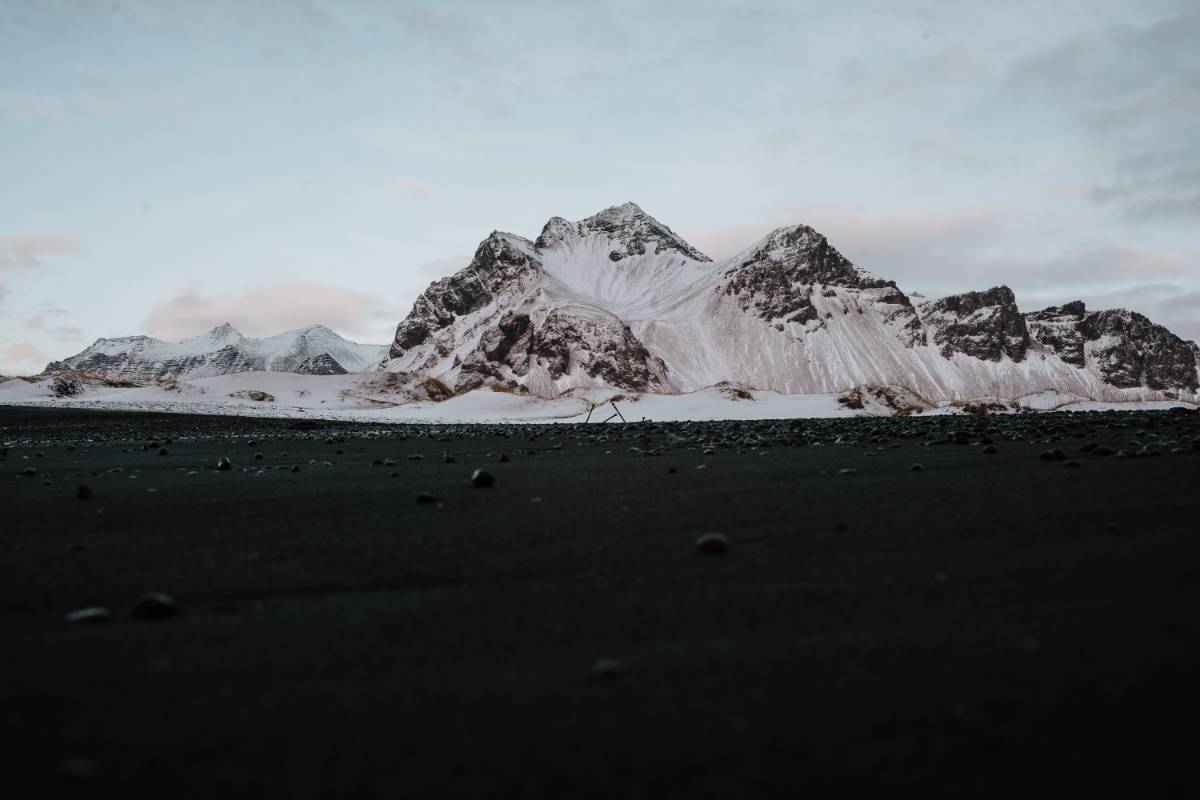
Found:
<box><xmin>3</xmin><ymin>405</ymin><xmax>1200</xmax><ymax>797</ymax></box>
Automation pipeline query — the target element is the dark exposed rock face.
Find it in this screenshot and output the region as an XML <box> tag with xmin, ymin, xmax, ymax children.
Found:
<box><xmin>1026</xmin><ymin>302</ymin><xmax>1089</xmax><ymax>366</ymax></box>
<box><xmin>922</xmin><ymin>287</ymin><xmax>1031</xmax><ymax>362</ymax></box>
<box><xmin>719</xmin><ymin>225</ymin><xmax>924</xmax><ymax>346</ymax></box>
<box><xmin>1025</xmin><ymin>301</ymin><xmax>1199</xmax><ymax>390</ymax></box>
<box><xmin>388</xmin><ymin>232</ymin><xmax>540</xmax><ymax>363</ymax></box>
<box><xmin>46</xmin><ymin>344</ymin><xmax>263</xmax><ymax>382</ymax></box>
<box><xmin>573</xmin><ymin>202</ymin><xmax>711</xmax><ymax>262</ymax></box>
<box><xmin>295</xmin><ymin>353</ymin><xmax>348</xmax><ymax>375</ymax></box>
<box><xmin>456</xmin><ymin>310</ymin><xmax>669</xmax><ymax>393</ymax></box>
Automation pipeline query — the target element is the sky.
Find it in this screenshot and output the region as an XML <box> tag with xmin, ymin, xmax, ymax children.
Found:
<box><xmin>1</xmin><ymin>0</ymin><xmax>1197</xmax><ymax>373</ymax></box>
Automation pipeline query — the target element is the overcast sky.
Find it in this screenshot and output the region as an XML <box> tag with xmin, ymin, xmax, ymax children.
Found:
<box><xmin>2</xmin><ymin>0</ymin><xmax>1197</xmax><ymax>373</ymax></box>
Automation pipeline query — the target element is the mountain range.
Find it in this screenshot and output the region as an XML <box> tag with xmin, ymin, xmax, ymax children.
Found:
<box><xmin>43</xmin><ymin>202</ymin><xmax>1199</xmax><ymax>404</ymax></box>
<box><xmin>45</xmin><ymin>323</ymin><xmax>385</xmax><ymax>382</ymax></box>
<box><xmin>380</xmin><ymin>202</ymin><xmax>1199</xmax><ymax>401</ymax></box>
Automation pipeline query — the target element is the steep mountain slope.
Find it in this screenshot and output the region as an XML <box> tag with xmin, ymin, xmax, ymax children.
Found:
<box><xmin>46</xmin><ymin>324</ymin><xmax>386</xmax><ymax>383</ymax></box>
<box><xmin>382</xmin><ymin>202</ymin><xmax>1199</xmax><ymax>402</ymax></box>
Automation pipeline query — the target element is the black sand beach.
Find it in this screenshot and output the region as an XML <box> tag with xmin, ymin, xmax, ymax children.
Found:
<box><xmin>3</xmin><ymin>405</ymin><xmax>1199</xmax><ymax>797</ymax></box>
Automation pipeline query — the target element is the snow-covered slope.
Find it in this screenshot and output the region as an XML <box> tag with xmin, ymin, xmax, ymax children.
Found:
<box><xmin>382</xmin><ymin>202</ymin><xmax>1200</xmax><ymax>403</ymax></box>
<box><xmin>45</xmin><ymin>323</ymin><xmax>387</xmax><ymax>383</ymax></box>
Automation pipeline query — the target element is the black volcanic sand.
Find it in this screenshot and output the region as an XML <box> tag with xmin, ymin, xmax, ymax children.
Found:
<box><xmin>3</xmin><ymin>405</ymin><xmax>1200</xmax><ymax>797</ymax></box>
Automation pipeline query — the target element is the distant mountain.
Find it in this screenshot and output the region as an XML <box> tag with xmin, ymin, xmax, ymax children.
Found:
<box><xmin>45</xmin><ymin>323</ymin><xmax>387</xmax><ymax>383</ymax></box>
<box><xmin>380</xmin><ymin>201</ymin><xmax>1200</xmax><ymax>401</ymax></box>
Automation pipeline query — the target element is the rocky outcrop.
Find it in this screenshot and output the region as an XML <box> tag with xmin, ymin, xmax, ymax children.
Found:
<box><xmin>1026</xmin><ymin>301</ymin><xmax>1088</xmax><ymax>366</ymax></box>
<box><xmin>571</xmin><ymin>202</ymin><xmax>711</xmax><ymax>262</ymax></box>
<box><xmin>920</xmin><ymin>287</ymin><xmax>1031</xmax><ymax>362</ymax></box>
<box><xmin>388</xmin><ymin>232</ymin><xmax>541</xmax><ymax>365</ymax></box>
<box><xmin>1025</xmin><ymin>302</ymin><xmax>1199</xmax><ymax>390</ymax></box>
<box><xmin>719</xmin><ymin>225</ymin><xmax>923</xmax><ymax>345</ymax></box>
<box><xmin>456</xmin><ymin>310</ymin><xmax>669</xmax><ymax>393</ymax></box>
<box><xmin>295</xmin><ymin>353</ymin><xmax>348</xmax><ymax>375</ymax></box>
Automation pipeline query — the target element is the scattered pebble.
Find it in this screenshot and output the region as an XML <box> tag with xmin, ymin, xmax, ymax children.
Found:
<box><xmin>58</xmin><ymin>758</ymin><xmax>99</xmax><ymax>783</ymax></box>
<box><xmin>130</xmin><ymin>592</ymin><xmax>179</xmax><ymax>620</ymax></box>
<box><xmin>695</xmin><ymin>532</ymin><xmax>729</xmax><ymax>553</ymax></box>
<box><xmin>591</xmin><ymin>659</ymin><xmax>624</xmax><ymax>680</ymax></box>
<box><xmin>65</xmin><ymin>607</ymin><xmax>112</xmax><ymax>624</ymax></box>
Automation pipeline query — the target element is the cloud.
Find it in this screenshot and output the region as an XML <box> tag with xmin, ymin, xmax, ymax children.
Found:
<box><xmin>23</xmin><ymin>303</ymin><xmax>70</xmax><ymax>331</ymax></box>
<box><xmin>0</xmin><ymin>236</ymin><xmax>82</xmax><ymax>270</ymax></box>
<box><xmin>143</xmin><ymin>281</ymin><xmax>404</xmax><ymax>344</ymax></box>
<box><xmin>49</xmin><ymin>325</ymin><xmax>83</xmax><ymax>342</ymax></box>
<box><xmin>1004</xmin><ymin>7</ymin><xmax>1200</xmax><ymax>224</ymax></box>
<box><xmin>1</xmin><ymin>341</ymin><xmax>50</xmax><ymax>372</ymax></box>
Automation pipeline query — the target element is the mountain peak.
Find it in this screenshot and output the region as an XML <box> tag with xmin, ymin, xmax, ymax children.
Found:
<box><xmin>574</xmin><ymin>202</ymin><xmax>711</xmax><ymax>262</ymax></box>
<box><xmin>206</xmin><ymin>322</ymin><xmax>242</xmax><ymax>339</ymax></box>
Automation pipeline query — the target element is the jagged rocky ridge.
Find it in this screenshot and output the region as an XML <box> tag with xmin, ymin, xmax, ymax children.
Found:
<box><xmin>46</xmin><ymin>323</ymin><xmax>386</xmax><ymax>383</ymax></box>
<box><xmin>382</xmin><ymin>202</ymin><xmax>1200</xmax><ymax>401</ymax></box>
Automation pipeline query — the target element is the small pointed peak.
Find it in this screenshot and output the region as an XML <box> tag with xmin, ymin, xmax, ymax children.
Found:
<box><xmin>296</xmin><ymin>323</ymin><xmax>335</xmax><ymax>335</ymax></box>
<box><xmin>577</xmin><ymin>202</ymin><xmax>711</xmax><ymax>262</ymax></box>
<box><xmin>208</xmin><ymin>322</ymin><xmax>242</xmax><ymax>338</ymax></box>
<box><xmin>535</xmin><ymin>216</ymin><xmax>577</xmax><ymax>249</ymax></box>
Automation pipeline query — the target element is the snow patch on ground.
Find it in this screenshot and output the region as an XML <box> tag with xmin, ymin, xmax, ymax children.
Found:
<box><xmin>3</xmin><ymin>372</ymin><xmax>1194</xmax><ymax>423</ymax></box>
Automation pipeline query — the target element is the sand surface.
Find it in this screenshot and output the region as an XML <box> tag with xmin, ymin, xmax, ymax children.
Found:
<box><xmin>3</xmin><ymin>406</ymin><xmax>1199</xmax><ymax>797</ymax></box>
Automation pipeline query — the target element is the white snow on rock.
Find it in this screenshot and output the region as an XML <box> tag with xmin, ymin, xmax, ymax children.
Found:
<box><xmin>380</xmin><ymin>202</ymin><xmax>1200</xmax><ymax>405</ymax></box>
<box><xmin>44</xmin><ymin>323</ymin><xmax>387</xmax><ymax>382</ymax></box>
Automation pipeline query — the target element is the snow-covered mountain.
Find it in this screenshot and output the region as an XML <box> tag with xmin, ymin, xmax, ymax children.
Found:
<box><xmin>45</xmin><ymin>323</ymin><xmax>387</xmax><ymax>383</ymax></box>
<box><xmin>381</xmin><ymin>202</ymin><xmax>1200</xmax><ymax>402</ymax></box>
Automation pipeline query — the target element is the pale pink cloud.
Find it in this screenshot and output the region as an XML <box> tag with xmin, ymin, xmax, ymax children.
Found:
<box><xmin>0</xmin><ymin>235</ymin><xmax>82</xmax><ymax>270</ymax></box>
<box><xmin>143</xmin><ymin>281</ymin><xmax>403</xmax><ymax>343</ymax></box>
<box><xmin>23</xmin><ymin>304</ymin><xmax>70</xmax><ymax>331</ymax></box>
<box><xmin>2</xmin><ymin>341</ymin><xmax>50</xmax><ymax>370</ymax></box>
<box><xmin>49</xmin><ymin>325</ymin><xmax>84</xmax><ymax>342</ymax></box>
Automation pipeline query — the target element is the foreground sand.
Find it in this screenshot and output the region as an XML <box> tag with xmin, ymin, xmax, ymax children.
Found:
<box><xmin>3</xmin><ymin>406</ymin><xmax>1199</xmax><ymax>796</ymax></box>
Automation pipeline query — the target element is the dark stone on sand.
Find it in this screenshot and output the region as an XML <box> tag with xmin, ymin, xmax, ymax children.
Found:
<box><xmin>65</xmin><ymin>607</ymin><xmax>112</xmax><ymax>624</ymax></box>
<box><xmin>76</xmin><ymin>484</ymin><xmax>92</xmax><ymax>499</ymax></box>
<box><xmin>695</xmin><ymin>532</ymin><xmax>729</xmax><ymax>553</ymax></box>
<box><xmin>216</xmin><ymin>457</ymin><xmax>232</xmax><ymax>471</ymax></box>
<box><xmin>471</xmin><ymin>469</ymin><xmax>495</xmax><ymax>488</ymax></box>
<box><xmin>130</xmin><ymin>592</ymin><xmax>179</xmax><ymax>620</ymax></box>
<box><xmin>591</xmin><ymin>659</ymin><xmax>624</xmax><ymax>680</ymax></box>
<box><xmin>416</xmin><ymin>492</ymin><xmax>438</xmax><ymax>504</ymax></box>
